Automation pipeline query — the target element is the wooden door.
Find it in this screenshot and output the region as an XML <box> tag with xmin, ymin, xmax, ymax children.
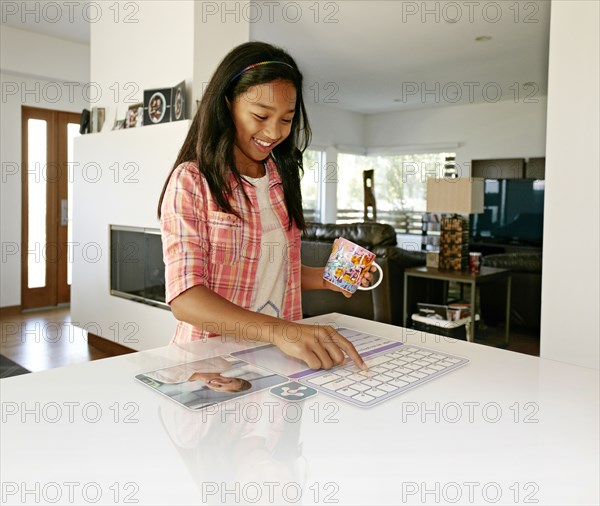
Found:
<box><xmin>21</xmin><ymin>106</ymin><xmax>80</xmax><ymax>310</ymax></box>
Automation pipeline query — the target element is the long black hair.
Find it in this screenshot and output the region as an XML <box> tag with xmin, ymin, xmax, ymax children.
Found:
<box><xmin>157</xmin><ymin>41</ymin><xmax>311</xmax><ymax>230</ymax></box>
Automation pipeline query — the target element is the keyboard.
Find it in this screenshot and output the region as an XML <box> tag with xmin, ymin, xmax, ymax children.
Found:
<box><xmin>294</xmin><ymin>328</ymin><xmax>469</xmax><ymax>408</ymax></box>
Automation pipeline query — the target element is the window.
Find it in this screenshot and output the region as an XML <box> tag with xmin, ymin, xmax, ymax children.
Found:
<box><xmin>301</xmin><ymin>149</ymin><xmax>324</xmax><ymax>222</ymax></box>
<box><xmin>336</xmin><ymin>152</ymin><xmax>456</xmax><ymax>233</ymax></box>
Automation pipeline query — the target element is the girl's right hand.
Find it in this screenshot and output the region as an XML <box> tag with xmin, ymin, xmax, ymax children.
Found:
<box><xmin>273</xmin><ymin>323</ymin><xmax>368</xmax><ymax>371</ymax></box>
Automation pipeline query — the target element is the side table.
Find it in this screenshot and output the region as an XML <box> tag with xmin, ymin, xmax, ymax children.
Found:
<box><xmin>403</xmin><ymin>266</ymin><xmax>512</xmax><ymax>344</ymax></box>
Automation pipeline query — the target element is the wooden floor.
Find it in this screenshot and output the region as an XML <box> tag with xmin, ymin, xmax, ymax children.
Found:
<box><xmin>0</xmin><ymin>307</ymin><xmax>111</xmax><ymax>372</ymax></box>
<box><xmin>1</xmin><ymin>306</ymin><xmax>540</xmax><ymax>373</ymax></box>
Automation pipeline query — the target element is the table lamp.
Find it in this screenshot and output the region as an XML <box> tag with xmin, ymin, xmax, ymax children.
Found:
<box><xmin>426</xmin><ymin>177</ymin><xmax>484</xmax><ymax>271</ymax></box>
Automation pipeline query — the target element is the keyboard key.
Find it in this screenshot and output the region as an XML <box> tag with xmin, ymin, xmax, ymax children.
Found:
<box><xmin>410</xmin><ymin>372</ymin><xmax>427</xmax><ymax>379</ymax></box>
<box><xmin>321</xmin><ymin>378</ymin><xmax>355</xmax><ymax>391</ymax></box>
<box><xmin>423</xmin><ymin>357</ymin><xmax>439</xmax><ymax>364</ymax></box>
<box><xmin>373</xmin><ymin>374</ymin><xmax>393</xmax><ymax>382</ymax></box>
<box><xmin>390</xmin><ymin>378</ymin><xmax>410</xmax><ymax>387</ymax></box>
<box><xmin>361</xmin><ymin>371</ymin><xmax>378</xmax><ymax>378</ymax></box>
<box><xmin>349</xmin><ymin>370</ymin><xmax>375</xmax><ymax>378</ymax></box>
<box><xmin>401</xmin><ymin>375</ymin><xmax>419</xmax><ymax>383</ymax></box>
<box><xmin>380</xmin><ymin>362</ymin><xmax>396</xmax><ymax>370</ymax></box>
<box><xmin>308</xmin><ymin>373</ymin><xmax>338</xmax><ymax>385</ymax></box>
<box><xmin>438</xmin><ymin>361</ymin><xmax>454</xmax><ymax>367</ymax></box>
<box><xmin>349</xmin><ymin>373</ymin><xmax>367</xmax><ymax>382</ymax></box>
<box><xmin>418</xmin><ymin>351</ymin><xmax>433</xmax><ymax>356</ymax></box>
<box><xmin>352</xmin><ymin>393</ymin><xmax>375</xmax><ymax>403</ymax></box>
<box><xmin>420</xmin><ymin>368</ymin><xmax>437</xmax><ymax>375</ymax></box>
<box><xmin>378</xmin><ymin>383</ymin><xmax>398</xmax><ymax>392</ymax></box>
<box><xmin>431</xmin><ymin>354</ymin><xmax>446</xmax><ymax>360</ymax></box>
<box><xmin>446</xmin><ymin>358</ymin><xmax>461</xmax><ymax>364</ymax></box>
<box><xmin>413</xmin><ymin>360</ymin><xmax>431</xmax><ymax>367</ymax></box>
<box><xmin>371</xmin><ymin>366</ymin><xmax>388</xmax><ymax>374</ymax></box>
<box><xmin>390</xmin><ymin>359</ymin><xmax>408</xmax><ymax>366</ymax></box>
<box><xmin>352</xmin><ymin>383</ymin><xmax>371</xmax><ymax>392</ymax></box>
<box><xmin>398</xmin><ymin>367</ymin><xmax>415</xmax><ymax>375</ymax></box>
<box><xmin>429</xmin><ymin>365</ymin><xmax>445</xmax><ymax>371</ymax></box>
<box><xmin>364</xmin><ymin>388</ymin><xmax>387</xmax><ymax>398</ymax></box>
<box><xmin>385</xmin><ymin>370</ymin><xmax>403</xmax><ymax>379</ymax></box>
<box><xmin>362</xmin><ymin>378</ymin><xmax>382</xmax><ymax>387</ymax></box>
<box><xmin>338</xmin><ymin>387</ymin><xmax>359</xmax><ymax>397</ymax></box>
<box><xmin>334</xmin><ymin>369</ymin><xmax>352</xmax><ymax>377</ymax></box>
<box><xmin>405</xmin><ymin>364</ymin><xmax>421</xmax><ymax>371</ymax></box>
<box><xmin>365</xmin><ymin>355</ymin><xmax>394</xmax><ymax>367</ymax></box>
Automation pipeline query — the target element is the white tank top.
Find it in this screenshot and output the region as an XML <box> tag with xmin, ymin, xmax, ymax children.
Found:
<box><xmin>243</xmin><ymin>165</ymin><xmax>287</xmax><ymax>318</ymax></box>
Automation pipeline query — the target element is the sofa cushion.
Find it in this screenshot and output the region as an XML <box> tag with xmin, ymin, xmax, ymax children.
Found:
<box><xmin>483</xmin><ymin>252</ymin><xmax>542</xmax><ymax>273</ymax></box>
<box><xmin>303</xmin><ymin>222</ymin><xmax>397</xmax><ymax>248</ymax></box>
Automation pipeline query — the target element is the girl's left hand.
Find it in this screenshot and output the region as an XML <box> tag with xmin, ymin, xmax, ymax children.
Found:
<box><xmin>324</xmin><ymin>265</ymin><xmax>378</xmax><ymax>299</ymax></box>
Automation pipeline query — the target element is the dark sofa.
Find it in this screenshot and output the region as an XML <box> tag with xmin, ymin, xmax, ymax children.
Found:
<box><xmin>300</xmin><ymin>222</ymin><xmax>428</xmax><ymax>326</ymax></box>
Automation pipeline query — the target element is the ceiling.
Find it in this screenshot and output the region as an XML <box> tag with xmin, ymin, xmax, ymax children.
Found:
<box><xmin>3</xmin><ymin>0</ymin><xmax>551</xmax><ymax>114</ymax></box>
<box><xmin>1</xmin><ymin>0</ymin><xmax>91</xmax><ymax>44</ymax></box>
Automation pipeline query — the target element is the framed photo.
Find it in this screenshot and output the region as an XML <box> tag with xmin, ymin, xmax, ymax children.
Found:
<box><xmin>112</xmin><ymin>119</ymin><xmax>125</xmax><ymax>131</ymax></box>
<box><xmin>171</xmin><ymin>81</ymin><xmax>185</xmax><ymax>121</ymax></box>
<box><xmin>143</xmin><ymin>88</ymin><xmax>171</xmax><ymax>126</ymax></box>
<box><xmin>125</xmin><ymin>102</ymin><xmax>143</xmax><ymax>128</ymax></box>
<box><xmin>90</xmin><ymin>107</ymin><xmax>105</xmax><ymax>133</ymax></box>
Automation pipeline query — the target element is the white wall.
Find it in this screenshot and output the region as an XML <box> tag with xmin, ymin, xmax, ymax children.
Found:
<box><xmin>364</xmin><ymin>98</ymin><xmax>548</xmax><ymax>175</ymax></box>
<box><xmin>71</xmin><ymin>1</ymin><xmax>253</xmax><ymax>350</ymax></box>
<box><xmin>194</xmin><ymin>0</ymin><xmax>250</xmax><ymax>102</ymax></box>
<box><xmin>304</xmin><ymin>103</ymin><xmax>366</xmax><ymax>223</ymax></box>
<box><xmin>540</xmin><ymin>0</ymin><xmax>599</xmax><ymax>370</ymax></box>
<box><xmin>89</xmin><ymin>1</ymin><xmax>195</xmax><ymax>126</ymax></box>
<box><xmin>72</xmin><ymin>1</ymin><xmax>196</xmax><ymax>350</ymax></box>
<box><xmin>306</xmin><ymin>102</ymin><xmax>365</xmax><ymax>149</ymax></box>
<box><xmin>0</xmin><ymin>26</ymin><xmax>90</xmax><ymax>308</ymax></box>
<box><xmin>71</xmin><ymin>121</ymin><xmax>191</xmax><ymax>351</ymax></box>
<box><xmin>0</xmin><ymin>25</ymin><xmax>89</xmax><ymax>82</ymax></box>
<box><xmin>309</xmin><ymin>97</ymin><xmax>547</xmax><ymax>228</ymax></box>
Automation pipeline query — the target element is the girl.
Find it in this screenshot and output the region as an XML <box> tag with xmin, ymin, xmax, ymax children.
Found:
<box><xmin>157</xmin><ymin>41</ymin><xmax>369</xmax><ymax>371</ymax></box>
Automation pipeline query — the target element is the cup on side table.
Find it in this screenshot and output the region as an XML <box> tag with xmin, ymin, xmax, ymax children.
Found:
<box><xmin>469</xmin><ymin>252</ymin><xmax>482</xmax><ymax>274</ymax></box>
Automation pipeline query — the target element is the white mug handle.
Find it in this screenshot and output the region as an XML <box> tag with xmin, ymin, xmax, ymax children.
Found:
<box><xmin>357</xmin><ymin>262</ymin><xmax>383</xmax><ymax>291</ymax></box>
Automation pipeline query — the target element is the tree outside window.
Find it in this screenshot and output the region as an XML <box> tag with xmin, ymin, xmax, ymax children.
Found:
<box><xmin>336</xmin><ymin>152</ymin><xmax>455</xmax><ymax>231</ymax></box>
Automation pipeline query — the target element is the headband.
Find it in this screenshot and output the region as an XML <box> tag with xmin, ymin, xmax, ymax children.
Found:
<box><xmin>228</xmin><ymin>60</ymin><xmax>296</xmax><ymax>86</ymax></box>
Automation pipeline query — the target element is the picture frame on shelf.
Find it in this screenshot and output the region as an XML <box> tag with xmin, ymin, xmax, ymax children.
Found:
<box><xmin>170</xmin><ymin>81</ymin><xmax>185</xmax><ymax>121</ymax></box>
<box><xmin>143</xmin><ymin>88</ymin><xmax>171</xmax><ymax>126</ymax></box>
<box><xmin>79</xmin><ymin>109</ymin><xmax>90</xmax><ymax>134</ymax></box>
<box><xmin>90</xmin><ymin>107</ymin><xmax>105</xmax><ymax>133</ymax></box>
<box><xmin>125</xmin><ymin>102</ymin><xmax>144</xmax><ymax>128</ymax></box>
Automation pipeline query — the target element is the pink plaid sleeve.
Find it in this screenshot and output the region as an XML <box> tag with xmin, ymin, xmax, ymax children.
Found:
<box><xmin>160</xmin><ymin>163</ymin><xmax>209</xmax><ymax>305</ymax></box>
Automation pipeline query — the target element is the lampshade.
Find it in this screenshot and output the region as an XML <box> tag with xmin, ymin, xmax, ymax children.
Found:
<box><xmin>426</xmin><ymin>177</ymin><xmax>484</xmax><ymax>214</ymax></box>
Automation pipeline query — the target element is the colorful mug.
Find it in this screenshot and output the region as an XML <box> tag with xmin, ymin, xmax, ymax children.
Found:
<box><xmin>322</xmin><ymin>237</ymin><xmax>384</xmax><ymax>294</ymax></box>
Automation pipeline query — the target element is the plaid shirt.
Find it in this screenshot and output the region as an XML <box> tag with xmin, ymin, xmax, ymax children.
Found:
<box><xmin>160</xmin><ymin>157</ymin><xmax>302</xmax><ymax>343</ymax></box>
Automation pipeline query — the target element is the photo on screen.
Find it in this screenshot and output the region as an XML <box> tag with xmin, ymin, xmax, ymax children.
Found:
<box><xmin>135</xmin><ymin>355</ymin><xmax>289</xmax><ymax>411</ymax></box>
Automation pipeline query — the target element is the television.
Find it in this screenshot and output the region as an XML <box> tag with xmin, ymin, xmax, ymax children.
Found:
<box><xmin>470</xmin><ymin>179</ymin><xmax>545</xmax><ymax>246</ymax></box>
<box><xmin>110</xmin><ymin>225</ymin><xmax>168</xmax><ymax>309</ymax></box>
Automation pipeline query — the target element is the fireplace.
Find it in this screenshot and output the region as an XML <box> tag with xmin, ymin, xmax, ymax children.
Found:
<box><xmin>110</xmin><ymin>225</ymin><xmax>168</xmax><ymax>309</ymax></box>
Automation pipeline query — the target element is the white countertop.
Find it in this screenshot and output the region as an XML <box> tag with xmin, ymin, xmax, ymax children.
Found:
<box><xmin>1</xmin><ymin>313</ymin><xmax>598</xmax><ymax>505</ymax></box>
